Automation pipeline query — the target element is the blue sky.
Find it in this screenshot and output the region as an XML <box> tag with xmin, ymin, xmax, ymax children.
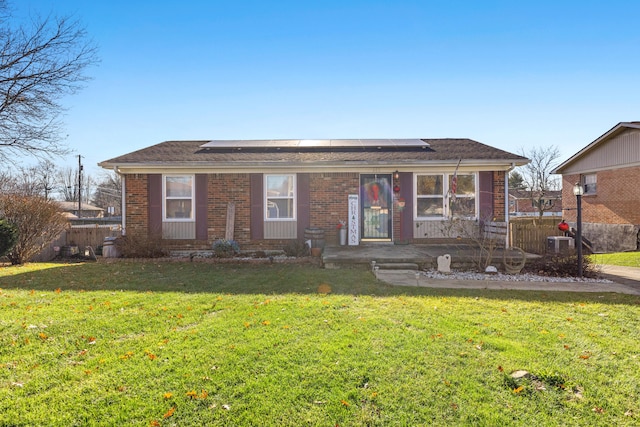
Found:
<box><xmin>13</xmin><ymin>0</ymin><xmax>640</xmax><ymax>176</ymax></box>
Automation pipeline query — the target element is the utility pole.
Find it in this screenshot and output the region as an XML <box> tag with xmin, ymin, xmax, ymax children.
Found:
<box><xmin>78</xmin><ymin>155</ymin><xmax>83</xmax><ymax>218</ymax></box>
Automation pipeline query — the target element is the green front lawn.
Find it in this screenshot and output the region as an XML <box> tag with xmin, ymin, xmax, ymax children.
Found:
<box><xmin>590</xmin><ymin>251</ymin><xmax>640</xmax><ymax>268</ymax></box>
<box><xmin>1</xmin><ymin>261</ymin><xmax>639</xmax><ymax>426</ymax></box>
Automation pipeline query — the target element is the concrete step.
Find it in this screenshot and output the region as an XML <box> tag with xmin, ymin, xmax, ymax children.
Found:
<box><xmin>375</xmin><ymin>263</ymin><xmax>419</xmax><ymax>270</ymax></box>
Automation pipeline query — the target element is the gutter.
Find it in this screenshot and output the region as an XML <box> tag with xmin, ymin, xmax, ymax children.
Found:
<box><xmin>99</xmin><ymin>159</ymin><xmax>528</xmax><ymax>174</ymax></box>
<box><xmin>504</xmin><ymin>162</ymin><xmax>516</xmax><ymax>248</ymax></box>
<box><xmin>113</xmin><ymin>167</ymin><xmax>126</xmax><ymax>236</ymax></box>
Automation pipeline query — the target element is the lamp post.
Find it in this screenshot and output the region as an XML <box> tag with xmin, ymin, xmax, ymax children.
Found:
<box><xmin>573</xmin><ymin>182</ymin><xmax>584</xmax><ymax>278</ymax></box>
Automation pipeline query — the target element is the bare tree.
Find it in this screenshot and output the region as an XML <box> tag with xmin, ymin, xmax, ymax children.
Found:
<box><xmin>7</xmin><ymin>159</ymin><xmax>59</xmax><ymax>198</ymax></box>
<box><xmin>58</xmin><ymin>165</ymin><xmax>94</xmax><ymax>206</ymax></box>
<box><xmin>58</xmin><ymin>166</ymin><xmax>77</xmax><ymax>201</ymax></box>
<box><xmin>0</xmin><ymin>158</ymin><xmax>61</xmax><ymax>200</ymax></box>
<box><xmin>92</xmin><ymin>171</ymin><xmax>122</xmax><ymax>215</ymax></box>
<box><xmin>517</xmin><ymin>146</ymin><xmax>562</xmax><ymax>218</ymax></box>
<box><xmin>0</xmin><ymin>0</ymin><xmax>98</xmax><ymax>164</ymax></box>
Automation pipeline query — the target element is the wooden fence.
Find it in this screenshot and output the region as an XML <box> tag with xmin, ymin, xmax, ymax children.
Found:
<box><xmin>32</xmin><ymin>224</ymin><xmax>122</xmax><ymax>262</ymax></box>
<box><xmin>509</xmin><ymin>217</ymin><xmax>564</xmax><ymax>254</ymax></box>
<box><xmin>65</xmin><ymin>224</ymin><xmax>121</xmax><ymax>248</ymax></box>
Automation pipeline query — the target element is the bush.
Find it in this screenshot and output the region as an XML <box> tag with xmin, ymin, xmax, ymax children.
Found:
<box><xmin>0</xmin><ymin>194</ymin><xmax>68</xmax><ymax>265</ymax></box>
<box><xmin>0</xmin><ymin>219</ymin><xmax>18</xmax><ymax>258</ymax></box>
<box><xmin>524</xmin><ymin>253</ymin><xmax>597</xmax><ymax>278</ymax></box>
<box><xmin>212</xmin><ymin>239</ymin><xmax>240</xmax><ymax>258</ymax></box>
<box><xmin>283</xmin><ymin>240</ymin><xmax>310</xmax><ymax>257</ymax></box>
<box><xmin>115</xmin><ymin>233</ymin><xmax>167</xmax><ymax>258</ymax></box>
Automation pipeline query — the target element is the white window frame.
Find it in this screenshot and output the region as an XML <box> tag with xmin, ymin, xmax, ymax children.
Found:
<box><xmin>163</xmin><ymin>174</ymin><xmax>195</xmax><ymax>222</ymax></box>
<box><xmin>414</xmin><ymin>173</ymin><xmax>445</xmax><ymax>219</ymax></box>
<box><xmin>264</xmin><ymin>174</ymin><xmax>296</xmax><ymax>221</ymax></box>
<box><xmin>414</xmin><ymin>172</ymin><xmax>478</xmax><ymax>220</ymax></box>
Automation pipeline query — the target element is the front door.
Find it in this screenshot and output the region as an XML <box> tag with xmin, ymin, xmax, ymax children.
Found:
<box><xmin>360</xmin><ymin>174</ymin><xmax>392</xmax><ymax>241</ymax></box>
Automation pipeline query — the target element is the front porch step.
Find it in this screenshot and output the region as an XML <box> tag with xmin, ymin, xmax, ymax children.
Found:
<box><xmin>375</xmin><ymin>263</ymin><xmax>419</xmax><ymax>270</ymax></box>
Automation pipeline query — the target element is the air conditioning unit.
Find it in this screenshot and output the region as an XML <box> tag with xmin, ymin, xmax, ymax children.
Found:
<box><xmin>547</xmin><ymin>236</ymin><xmax>575</xmax><ymax>254</ymax></box>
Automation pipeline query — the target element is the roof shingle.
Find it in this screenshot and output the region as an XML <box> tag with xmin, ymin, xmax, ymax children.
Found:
<box><xmin>99</xmin><ymin>138</ymin><xmax>528</xmax><ymax>168</ymax></box>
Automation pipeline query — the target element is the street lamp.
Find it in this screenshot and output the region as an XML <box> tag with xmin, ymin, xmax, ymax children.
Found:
<box><xmin>573</xmin><ymin>182</ymin><xmax>584</xmax><ymax>278</ymax></box>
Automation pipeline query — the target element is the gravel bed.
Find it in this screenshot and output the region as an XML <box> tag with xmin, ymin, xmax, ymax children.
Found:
<box><xmin>420</xmin><ymin>269</ymin><xmax>613</xmax><ymax>283</ymax></box>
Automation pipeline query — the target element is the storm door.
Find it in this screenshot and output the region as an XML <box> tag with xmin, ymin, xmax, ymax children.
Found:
<box><xmin>360</xmin><ymin>174</ymin><xmax>392</xmax><ymax>241</ymax></box>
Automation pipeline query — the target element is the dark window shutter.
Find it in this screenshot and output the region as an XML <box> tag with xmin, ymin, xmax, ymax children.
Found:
<box><xmin>195</xmin><ymin>174</ymin><xmax>208</xmax><ymax>240</ymax></box>
<box><xmin>148</xmin><ymin>174</ymin><xmax>162</xmax><ymax>235</ymax></box>
<box><xmin>399</xmin><ymin>172</ymin><xmax>413</xmax><ymax>241</ymax></box>
<box><xmin>479</xmin><ymin>171</ymin><xmax>493</xmax><ymax>221</ymax></box>
<box><xmin>250</xmin><ymin>174</ymin><xmax>264</xmax><ymax>240</ymax></box>
<box><xmin>297</xmin><ymin>173</ymin><xmax>310</xmax><ymax>238</ymax></box>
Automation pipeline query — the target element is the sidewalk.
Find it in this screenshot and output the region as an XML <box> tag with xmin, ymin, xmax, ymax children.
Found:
<box><xmin>598</xmin><ymin>265</ymin><xmax>640</xmax><ymax>289</ymax></box>
<box><xmin>376</xmin><ymin>266</ymin><xmax>640</xmax><ymax>295</ymax></box>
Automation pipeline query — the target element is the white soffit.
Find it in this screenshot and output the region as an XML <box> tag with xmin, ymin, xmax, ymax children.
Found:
<box><xmin>199</xmin><ymin>139</ymin><xmax>430</xmax><ymax>149</ymax></box>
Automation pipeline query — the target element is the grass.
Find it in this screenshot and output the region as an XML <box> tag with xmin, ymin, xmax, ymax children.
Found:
<box><xmin>590</xmin><ymin>251</ymin><xmax>640</xmax><ymax>268</ymax></box>
<box><xmin>1</xmin><ymin>260</ymin><xmax>639</xmax><ymax>426</ymax></box>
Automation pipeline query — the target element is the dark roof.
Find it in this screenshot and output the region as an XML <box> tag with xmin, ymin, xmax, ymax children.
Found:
<box><xmin>100</xmin><ymin>139</ymin><xmax>528</xmax><ymax>168</ymax></box>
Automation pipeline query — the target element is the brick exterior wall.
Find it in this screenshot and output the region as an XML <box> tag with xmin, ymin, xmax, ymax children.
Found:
<box><xmin>309</xmin><ymin>173</ymin><xmax>360</xmax><ymax>244</ymax></box>
<box><xmin>493</xmin><ymin>171</ymin><xmax>506</xmax><ymax>222</ymax></box>
<box><xmin>562</xmin><ymin>166</ymin><xmax>640</xmax><ymax>224</ymax></box>
<box><xmin>123</xmin><ymin>171</ymin><xmax>510</xmax><ymax>250</ymax></box>
<box><xmin>124</xmin><ymin>174</ymin><xmax>149</xmax><ymax>233</ymax></box>
<box><xmin>206</xmin><ymin>173</ymin><xmax>252</xmax><ymax>245</ymax></box>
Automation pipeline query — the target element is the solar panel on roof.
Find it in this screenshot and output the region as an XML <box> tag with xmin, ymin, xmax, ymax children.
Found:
<box><xmin>200</xmin><ymin>139</ymin><xmax>429</xmax><ymax>149</ymax></box>
<box><xmin>298</xmin><ymin>140</ymin><xmax>331</xmax><ymax>147</ymax></box>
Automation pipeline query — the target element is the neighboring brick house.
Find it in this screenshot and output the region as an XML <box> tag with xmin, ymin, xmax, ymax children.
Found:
<box><xmin>553</xmin><ymin>122</ymin><xmax>640</xmax><ymax>252</ymax></box>
<box><xmin>99</xmin><ymin>139</ymin><xmax>528</xmax><ymax>251</ymax></box>
<box><xmin>508</xmin><ymin>189</ymin><xmax>562</xmax><ymax>217</ymax></box>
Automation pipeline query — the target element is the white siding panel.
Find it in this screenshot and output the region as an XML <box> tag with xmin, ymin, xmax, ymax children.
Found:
<box><xmin>413</xmin><ymin>220</ymin><xmax>479</xmax><ymax>239</ymax></box>
<box><xmin>264</xmin><ymin>221</ymin><xmax>297</xmax><ymax>239</ymax></box>
<box><xmin>163</xmin><ymin>222</ymin><xmax>196</xmax><ymax>239</ymax></box>
<box><xmin>564</xmin><ymin>129</ymin><xmax>640</xmax><ymax>174</ymax></box>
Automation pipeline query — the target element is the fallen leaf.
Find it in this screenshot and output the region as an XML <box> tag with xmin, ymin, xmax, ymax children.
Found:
<box><xmin>163</xmin><ymin>407</ymin><xmax>175</xmax><ymax>419</ymax></box>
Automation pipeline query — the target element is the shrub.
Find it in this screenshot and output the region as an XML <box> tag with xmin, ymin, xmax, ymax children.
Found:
<box><xmin>283</xmin><ymin>240</ymin><xmax>310</xmax><ymax>257</ymax></box>
<box><xmin>0</xmin><ymin>194</ymin><xmax>68</xmax><ymax>265</ymax></box>
<box><xmin>115</xmin><ymin>232</ymin><xmax>167</xmax><ymax>258</ymax></box>
<box><xmin>212</xmin><ymin>239</ymin><xmax>240</xmax><ymax>258</ymax></box>
<box><xmin>524</xmin><ymin>253</ymin><xmax>597</xmax><ymax>278</ymax></box>
<box><xmin>0</xmin><ymin>219</ymin><xmax>18</xmax><ymax>258</ymax></box>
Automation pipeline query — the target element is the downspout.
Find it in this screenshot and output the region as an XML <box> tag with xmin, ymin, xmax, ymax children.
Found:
<box><xmin>505</xmin><ymin>162</ymin><xmax>515</xmax><ymax>248</ymax></box>
<box><xmin>114</xmin><ymin>167</ymin><xmax>126</xmax><ymax>236</ymax></box>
